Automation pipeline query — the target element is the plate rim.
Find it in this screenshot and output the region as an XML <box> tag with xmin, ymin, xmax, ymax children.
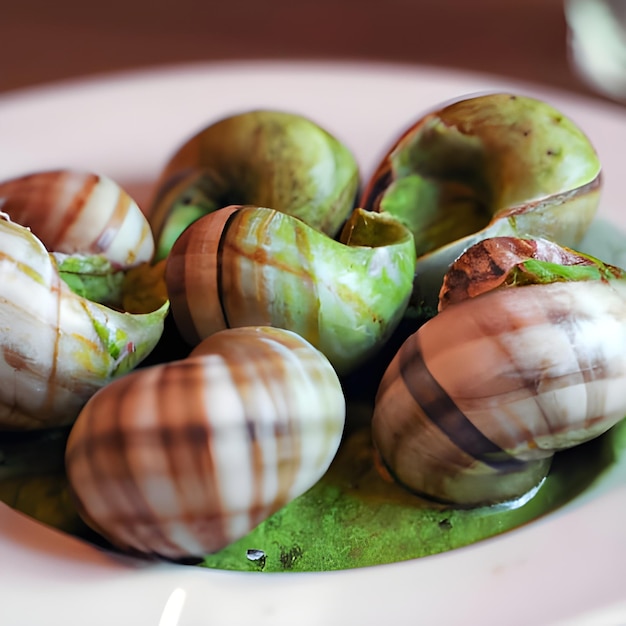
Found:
<box><xmin>1</xmin><ymin>59</ymin><xmax>626</xmax><ymax>626</ymax></box>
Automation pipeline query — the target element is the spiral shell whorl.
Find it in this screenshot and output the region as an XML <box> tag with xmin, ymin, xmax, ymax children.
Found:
<box><xmin>373</xmin><ymin>280</ymin><xmax>626</xmax><ymax>506</ymax></box>
<box><xmin>148</xmin><ymin>109</ymin><xmax>360</xmax><ymax>259</ymax></box>
<box><xmin>65</xmin><ymin>326</ymin><xmax>345</xmax><ymax>559</ymax></box>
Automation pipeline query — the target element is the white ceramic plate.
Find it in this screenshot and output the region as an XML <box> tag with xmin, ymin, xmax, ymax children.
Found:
<box><xmin>1</xmin><ymin>61</ymin><xmax>626</xmax><ymax>626</ymax></box>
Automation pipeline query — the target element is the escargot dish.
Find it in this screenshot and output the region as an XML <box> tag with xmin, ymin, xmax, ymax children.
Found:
<box><xmin>2</xmin><ymin>91</ymin><xmax>624</xmax><ymax>575</ymax></box>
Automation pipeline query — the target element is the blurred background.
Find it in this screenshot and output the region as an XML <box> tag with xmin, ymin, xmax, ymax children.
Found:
<box><xmin>0</xmin><ymin>0</ymin><xmax>614</xmax><ymax>100</ymax></box>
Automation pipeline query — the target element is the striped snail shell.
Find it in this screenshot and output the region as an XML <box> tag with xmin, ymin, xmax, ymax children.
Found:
<box><xmin>148</xmin><ymin>109</ymin><xmax>360</xmax><ymax>260</ymax></box>
<box><xmin>0</xmin><ymin>170</ymin><xmax>154</xmax><ymax>267</ymax></box>
<box><xmin>0</xmin><ymin>216</ymin><xmax>167</xmax><ymax>430</ymax></box>
<box><xmin>372</xmin><ymin>237</ymin><xmax>626</xmax><ymax>506</ymax></box>
<box><xmin>65</xmin><ymin>326</ymin><xmax>346</xmax><ymax>560</ymax></box>
<box><xmin>360</xmin><ymin>93</ymin><xmax>602</xmax><ymax>312</ymax></box>
<box><xmin>164</xmin><ymin>204</ymin><xmax>416</xmax><ymax>375</ymax></box>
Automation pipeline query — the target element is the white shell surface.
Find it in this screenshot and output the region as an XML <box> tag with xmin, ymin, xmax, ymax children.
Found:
<box><xmin>423</xmin><ymin>281</ymin><xmax>626</xmax><ymax>448</ymax></box>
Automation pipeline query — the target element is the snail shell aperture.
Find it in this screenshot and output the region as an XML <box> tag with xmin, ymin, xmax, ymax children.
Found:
<box><xmin>65</xmin><ymin>326</ymin><xmax>346</xmax><ymax>560</ymax></box>
<box><xmin>164</xmin><ymin>204</ymin><xmax>416</xmax><ymax>374</ymax></box>
<box><xmin>360</xmin><ymin>93</ymin><xmax>602</xmax><ymax>312</ymax></box>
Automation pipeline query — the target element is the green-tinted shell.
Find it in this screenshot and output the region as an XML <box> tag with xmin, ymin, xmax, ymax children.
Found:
<box><xmin>361</xmin><ymin>93</ymin><xmax>602</xmax><ymax>313</ymax></box>
<box><xmin>165</xmin><ymin>205</ymin><xmax>416</xmax><ymax>374</ymax></box>
<box><xmin>148</xmin><ymin>110</ymin><xmax>360</xmax><ymax>260</ymax></box>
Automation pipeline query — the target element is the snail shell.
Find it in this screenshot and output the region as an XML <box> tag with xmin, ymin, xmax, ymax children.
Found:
<box><xmin>148</xmin><ymin>109</ymin><xmax>360</xmax><ymax>260</ymax></box>
<box><xmin>438</xmin><ymin>235</ymin><xmax>624</xmax><ymax>311</ymax></box>
<box><xmin>0</xmin><ymin>170</ymin><xmax>154</xmax><ymax>267</ymax></box>
<box><xmin>360</xmin><ymin>93</ymin><xmax>602</xmax><ymax>312</ymax></box>
<box><xmin>65</xmin><ymin>326</ymin><xmax>346</xmax><ymax>560</ymax></box>
<box><xmin>0</xmin><ymin>216</ymin><xmax>166</xmax><ymax>430</ymax></box>
<box><xmin>164</xmin><ymin>204</ymin><xmax>416</xmax><ymax>374</ymax></box>
<box><xmin>372</xmin><ymin>278</ymin><xmax>626</xmax><ymax>506</ymax></box>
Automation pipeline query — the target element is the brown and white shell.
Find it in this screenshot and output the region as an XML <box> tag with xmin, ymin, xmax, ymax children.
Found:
<box><xmin>65</xmin><ymin>326</ymin><xmax>346</xmax><ymax>560</ymax></box>
<box><xmin>372</xmin><ymin>279</ymin><xmax>626</xmax><ymax>507</ymax></box>
<box><xmin>0</xmin><ymin>169</ymin><xmax>154</xmax><ymax>267</ymax></box>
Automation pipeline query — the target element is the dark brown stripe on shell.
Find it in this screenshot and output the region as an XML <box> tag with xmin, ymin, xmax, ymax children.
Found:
<box><xmin>51</xmin><ymin>172</ymin><xmax>99</xmax><ymax>249</ymax></box>
<box><xmin>149</xmin><ymin>167</ymin><xmax>199</xmax><ymax>236</ymax></box>
<box><xmin>164</xmin><ymin>247</ymin><xmax>197</xmax><ymax>345</ymax></box>
<box><xmin>360</xmin><ymin>166</ymin><xmax>393</xmax><ymax>213</ymax></box>
<box><xmin>399</xmin><ymin>333</ymin><xmax>524</xmax><ymax>470</ymax></box>
<box><xmin>215</xmin><ymin>208</ymin><xmax>241</xmax><ymax>328</ymax></box>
